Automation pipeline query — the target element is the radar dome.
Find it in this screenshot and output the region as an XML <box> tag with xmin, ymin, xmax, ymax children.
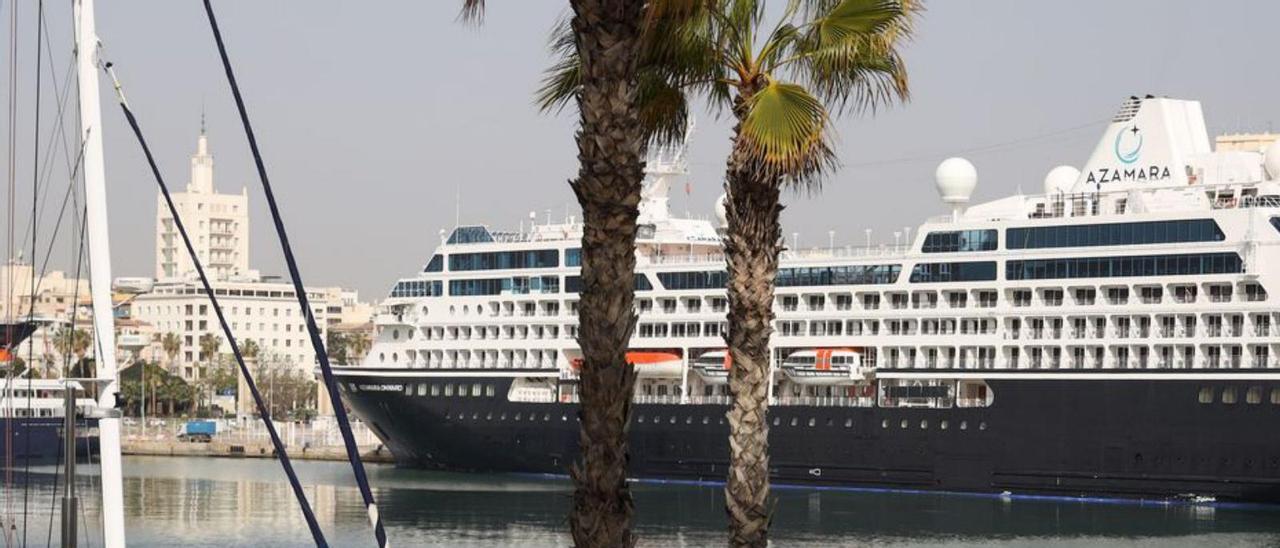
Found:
<box><xmin>1043</xmin><ymin>165</ymin><xmax>1080</xmax><ymax>195</ymax></box>
<box><xmin>714</xmin><ymin>193</ymin><xmax>728</xmax><ymax>227</ymax></box>
<box><xmin>934</xmin><ymin>157</ymin><xmax>977</xmax><ymax>205</ymax></box>
<box><xmin>1265</xmin><ymin>140</ymin><xmax>1280</xmax><ymax>180</ymax></box>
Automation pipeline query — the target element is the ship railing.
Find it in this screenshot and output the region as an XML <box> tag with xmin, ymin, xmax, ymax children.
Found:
<box><xmin>687</xmin><ymin>395</ymin><xmax>732</xmax><ymax>405</ymax></box>
<box><xmin>633</xmin><ymin>394</ymin><xmax>684</xmax><ymax>405</ymax></box>
<box><xmin>774</xmin><ymin>396</ymin><xmax>875</xmax><ymax>408</ymax></box>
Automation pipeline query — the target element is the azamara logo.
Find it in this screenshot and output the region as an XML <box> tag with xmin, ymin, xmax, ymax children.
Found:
<box><xmin>1114</xmin><ymin>125</ymin><xmax>1143</xmax><ymax>164</ymax></box>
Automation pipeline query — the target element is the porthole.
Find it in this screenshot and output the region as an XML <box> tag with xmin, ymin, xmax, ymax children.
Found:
<box><xmin>702</xmin><ymin>417</ymin><xmax>710</xmax><ymax>425</ymax></box>
<box><xmin>920</xmin><ymin>420</ymin><xmax>928</xmax><ymax>430</ymax></box>
<box><xmin>444</xmin><ymin>411</ymin><xmax>452</xmax><ymax>420</ymax></box>
<box><xmin>773</xmin><ymin>417</ymin><xmax>782</xmax><ymax>427</ymax></box>
<box><xmin>1198</xmin><ymin>387</ymin><xmax>1214</xmax><ymax>404</ymax></box>
<box><xmin>421</xmin><ymin>306</ymin><xmax>429</xmax><ymax>315</ymax></box>
<box><xmin>392</xmin><ymin>329</ymin><xmax>399</xmax><ymax>340</ymax></box>
<box><xmin>881</xmin><ymin>419</ymin><xmax>889</xmax><ymax>429</ymax></box>
<box><xmin>1272</xmin><ymin>388</ymin><xmax>1280</xmax><ymax>405</ymax></box>
<box><xmin>515</xmin><ymin>413</ymin><xmax>523</xmax><ymax>421</ymax></box>
<box><xmin>379</xmin><ymin>353</ymin><xmax>385</xmax><ymax>363</ymax></box>
<box><xmin>500</xmin><ymin>413</ymin><xmax>507</xmax><ymax>421</ymax></box>
<box><xmin>900</xmin><ymin>419</ymin><xmax>909</xmax><ymax>429</ymax></box>
<box><xmin>1222</xmin><ymin>387</ymin><xmax>1238</xmax><ymax>404</ymax></box>
<box><xmin>669</xmin><ymin>416</ymin><xmax>677</xmax><ymax>424</ymax></box>
<box><xmin>562</xmin><ymin>415</ymin><xmax>568</xmax><ymax>421</ymax></box>
<box><xmin>960</xmin><ymin>420</ymin><xmax>968</xmax><ymax>430</ymax></box>
<box><xmin>472</xmin><ymin>413</ymin><xmax>480</xmax><ymax>421</ymax></box>
<box><xmin>807</xmin><ymin>418</ymin><xmax>816</xmax><ymax>427</ymax></box>
<box><xmin>685</xmin><ymin>416</ymin><xmax>693</xmax><ymax>425</ymax></box>
<box><xmin>940</xmin><ymin>420</ymin><xmax>949</xmax><ymax>430</ymax></box>
<box><xmin>1247</xmin><ymin>386</ymin><xmax>1262</xmax><ymax>404</ymax></box>
<box><xmin>979</xmin><ymin>421</ymin><xmax>988</xmax><ymax>431</ymax></box>
<box><xmin>544</xmin><ymin>413</ymin><xmax>551</xmax><ymax>421</ymax></box>
<box><xmin>485</xmin><ymin>412</ymin><xmax>492</xmax><ymax>421</ymax></box>
<box><xmin>824</xmin><ymin>418</ymin><xmax>833</xmax><ymax>427</ymax></box>
<box><xmin>844</xmin><ymin>418</ymin><xmax>854</xmax><ymax>428</ymax></box>
<box><xmin>391</xmin><ymin>353</ymin><xmax>398</xmax><ymax>363</ymax></box>
<box><xmin>637</xmin><ymin>415</ymin><xmax>645</xmax><ymax>423</ymax></box>
<box><xmin>653</xmin><ymin>416</ymin><xmax>662</xmax><ymax>424</ymax></box>
<box><xmin>790</xmin><ymin>418</ymin><xmax>799</xmax><ymax>427</ymax></box>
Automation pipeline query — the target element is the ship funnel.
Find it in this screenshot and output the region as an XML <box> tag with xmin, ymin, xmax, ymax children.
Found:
<box><xmin>1072</xmin><ymin>96</ymin><xmax>1211</xmax><ymax>192</ymax></box>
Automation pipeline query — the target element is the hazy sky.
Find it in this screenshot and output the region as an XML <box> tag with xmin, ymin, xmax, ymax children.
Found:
<box><xmin>7</xmin><ymin>1</ymin><xmax>1280</xmax><ymax>299</ymax></box>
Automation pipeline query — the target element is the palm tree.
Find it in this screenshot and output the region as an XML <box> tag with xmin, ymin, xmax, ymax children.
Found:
<box><xmin>198</xmin><ymin>333</ymin><xmax>223</xmax><ymax>410</ymax></box>
<box><xmin>462</xmin><ymin>2</ymin><xmax>673</xmax><ymax>545</ymax></box>
<box><xmin>542</xmin><ymin>2</ymin><xmax>915</xmax><ymax>544</ymax></box>
<box><xmin>53</xmin><ymin>327</ymin><xmax>91</xmax><ymax>372</ymax></box>
<box><xmin>161</xmin><ymin>332</ymin><xmax>182</xmax><ymax>373</ymax></box>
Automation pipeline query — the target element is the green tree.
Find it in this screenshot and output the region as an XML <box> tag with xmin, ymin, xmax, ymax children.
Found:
<box><xmin>463</xmin><ymin>2</ymin><xmax>677</xmax><ymax>544</ymax></box>
<box><xmin>53</xmin><ymin>327</ymin><xmax>91</xmax><ymax>368</ymax></box>
<box><xmin>161</xmin><ymin>332</ymin><xmax>182</xmax><ymax>374</ymax></box>
<box><xmin>326</xmin><ymin>330</ymin><xmax>349</xmax><ymax>365</ymax></box>
<box><xmin>346</xmin><ymin>330</ymin><xmax>370</xmax><ymax>365</ymax></box>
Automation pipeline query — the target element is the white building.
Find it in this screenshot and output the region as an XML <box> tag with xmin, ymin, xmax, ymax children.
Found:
<box><xmin>131</xmin><ymin>274</ymin><xmax>337</xmax><ymax>380</ymax></box>
<box><xmin>155</xmin><ymin>127</ymin><xmax>249</xmax><ymax>281</ymax></box>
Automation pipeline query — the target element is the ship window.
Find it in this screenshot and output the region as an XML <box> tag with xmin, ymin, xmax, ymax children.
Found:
<box><xmin>685</xmin><ymin>416</ymin><xmax>693</xmax><ymax>425</ymax></box>
<box><xmin>702</xmin><ymin>417</ymin><xmax>710</xmax><ymax>425</ymax></box>
<box><xmin>472</xmin><ymin>413</ymin><xmax>480</xmax><ymax>421</ymax></box>
<box><xmin>636</xmin><ymin>415</ymin><xmax>645</xmax><ymax>423</ymax></box>
<box><xmin>416</xmin><ymin>383</ymin><xmax>427</xmax><ymax>396</ymax></box>
<box><xmin>844</xmin><ymin>418</ymin><xmax>853</xmax><ymax>428</ymax></box>
<box><xmin>920</xmin><ymin>420</ymin><xmax>928</xmax><ymax>429</ymax></box>
<box><xmin>979</xmin><ymin>422</ymin><xmax>988</xmax><ymax>431</ymax></box>
<box><xmin>881</xmin><ymin>419</ymin><xmax>889</xmax><ymax>429</ymax></box>
<box><xmin>1007</xmin><ymin>219</ymin><xmax>1224</xmax><ymax>250</ymax></box>
<box><xmin>444</xmin><ymin>411</ymin><xmax>451</xmax><ymax>420</ymax></box>
<box><xmin>900</xmin><ymin>419</ymin><xmax>909</xmax><ymax>429</ymax></box>
<box><xmin>1271</xmin><ymin>389</ymin><xmax>1280</xmax><ymax>405</ymax></box>
<box><xmin>1007</xmin><ymin>252</ymin><xmax>1243</xmax><ymax>281</ymax></box>
<box><xmin>790</xmin><ymin>417</ymin><xmax>799</xmax><ymax>427</ymax></box>
<box><xmin>824</xmin><ymin>417</ymin><xmax>833</xmax><ymax>427</ymax></box>
<box><xmin>544</xmin><ymin>413</ymin><xmax>551</xmax><ymax>421</ymax></box>
<box><xmin>652</xmin><ymin>415</ymin><xmax>661</xmax><ymax>424</ymax></box>
<box><xmin>909</xmin><ymin>261</ymin><xmax>997</xmax><ymax>283</ymax></box>
<box><xmin>431</xmin><ymin>384</ymin><xmax>440</xmax><ymax>396</ymax></box>
<box><xmin>669</xmin><ymin>416</ymin><xmax>677</xmax><ymax>424</ymax></box>
<box><xmin>940</xmin><ymin>420</ymin><xmax>949</xmax><ymax>430</ymax></box>
<box><xmin>959</xmin><ymin>421</ymin><xmax>968</xmax><ymax>430</ymax></box>
<box><xmin>773</xmin><ymin>417</ymin><xmax>781</xmax><ymax>427</ymax></box>
<box><xmin>1222</xmin><ymin>387</ymin><xmax>1238</xmax><ymax>404</ymax></box>
<box><xmin>1198</xmin><ymin>387</ymin><xmax>1214</xmax><ymax>404</ymax></box>
<box><xmin>922</xmin><ymin>229</ymin><xmax>998</xmax><ymax>253</ymax></box>
<box><xmin>515</xmin><ymin>412</ymin><xmax>523</xmax><ymax>421</ymax></box>
<box><xmin>486</xmin><ymin>412</ymin><xmax>493</xmax><ymax>421</ymax></box>
<box><xmin>500</xmin><ymin>413</ymin><xmax>507</xmax><ymax>421</ymax></box>
<box><xmin>485</xmin><ymin>385</ymin><xmax>495</xmax><ymax>397</ymax></box>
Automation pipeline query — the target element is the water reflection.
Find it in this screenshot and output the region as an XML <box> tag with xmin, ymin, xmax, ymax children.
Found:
<box><xmin>6</xmin><ymin>456</ymin><xmax>1280</xmax><ymax>547</ymax></box>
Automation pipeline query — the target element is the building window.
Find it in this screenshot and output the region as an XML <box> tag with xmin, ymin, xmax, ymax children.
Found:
<box><xmin>910</xmin><ymin>262</ymin><xmax>997</xmax><ymax>283</ymax></box>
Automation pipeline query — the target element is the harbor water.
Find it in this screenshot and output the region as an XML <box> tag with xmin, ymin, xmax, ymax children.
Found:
<box><xmin>3</xmin><ymin>455</ymin><xmax>1280</xmax><ymax>546</ymax></box>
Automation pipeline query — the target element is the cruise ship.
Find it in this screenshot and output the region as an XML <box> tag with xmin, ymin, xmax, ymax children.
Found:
<box><xmin>335</xmin><ymin>97</ymin><xmax>1280</xmax><ymax>502</ymax></box>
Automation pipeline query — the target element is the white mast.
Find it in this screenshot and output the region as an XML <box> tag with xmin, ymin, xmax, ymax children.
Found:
<box><xmin>74</xmin><ymin>0</ymin><xmax>126</xmax><ymax>546</ymax></box>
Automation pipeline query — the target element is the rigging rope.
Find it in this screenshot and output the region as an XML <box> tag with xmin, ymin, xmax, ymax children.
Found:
<box><xmin>200</xmin><ymin>2</ymin><xmax>388</xmax><ymax>546</ymax></box>
<box><xmin>101</xmin><ymin>61</ymin><xmax>330</xmax><ymax>548</ymax></box>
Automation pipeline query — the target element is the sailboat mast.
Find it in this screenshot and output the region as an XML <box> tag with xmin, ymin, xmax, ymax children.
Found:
<box><xmin>73</xmin><ymin>0</ymin><xmax>126</xmax><ymax>546</ymax></box>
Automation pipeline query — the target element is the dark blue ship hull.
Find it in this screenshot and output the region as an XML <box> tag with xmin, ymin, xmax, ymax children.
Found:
<box><xmin>0</xmin><ymin>417</ymin><xmax>99</xmax><ymax>466</ymax></box>
<box><xmin>338</xmin><ymin>370</ymin><xmax>1280</xmax><ymax>503</ymax></box>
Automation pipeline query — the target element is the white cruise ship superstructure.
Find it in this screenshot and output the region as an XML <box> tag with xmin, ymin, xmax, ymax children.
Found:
<box><xmin>335</xmin><ymin>97</ymin><xmax>1280</xmax><ymax>501</ymax></box>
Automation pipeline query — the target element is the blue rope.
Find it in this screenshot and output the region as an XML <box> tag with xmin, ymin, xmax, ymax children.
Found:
<box><xmin>201</xmin><ymin>2</ymin><xmax>388</xmax><ymax>546</ymax></box>
<box><xmin>103</xmin><ymin>62</ymin><xmax>329</xmax><ymax>548</ymax></box>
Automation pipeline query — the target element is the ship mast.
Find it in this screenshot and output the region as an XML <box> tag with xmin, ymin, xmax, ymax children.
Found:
<box><xmin>73</xmin><ymin>0</ymin><xmax>126</xmax><ymax>545</ymax></box>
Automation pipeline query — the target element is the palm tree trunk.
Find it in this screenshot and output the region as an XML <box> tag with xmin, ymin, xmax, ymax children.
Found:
<box><xmin>722</xmin><ymin>119</ymin><xmax>783</xmax><ymax>548</ymax></box>
<box><xmin>565</xmin><ymin>0</ymin><xmax>646</xmax><ymax>546</ymax></box>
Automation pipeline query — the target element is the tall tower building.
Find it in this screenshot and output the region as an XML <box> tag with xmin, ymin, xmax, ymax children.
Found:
<box><xmin>155</xmin><ymin>125</ymin><xmax>250</xmax><ymax>280</ymax></box>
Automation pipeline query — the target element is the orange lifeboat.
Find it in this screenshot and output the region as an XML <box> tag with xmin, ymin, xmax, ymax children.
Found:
<box><xmin>570</xmin><ymin>351</ymin><xmax>684</xmax><ymax>379</ymax></box>
<box><xmin>781</xmin><ymin>348</ymin><xmax>863</xmax><ymax>385</ymax></box>
<box><xmin>691</xmin><ymin>350</ymin><xmax>730</xmax><ymax>385</ymax></box>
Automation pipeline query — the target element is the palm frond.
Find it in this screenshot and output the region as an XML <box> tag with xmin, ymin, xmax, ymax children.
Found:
<box><xmin>738</xmin><ymin>79</ymin><xmax>835</xmax><ymax>185</ymax></box>
<box><xmin>637</xmin><ymin>72</ymin><xmax>691</xmax><ymax>148</ymax></box>
<box><xmin>459</xmin><ymin>0</ymin><xmax>484</xmax><ymax>23</ymax></box>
